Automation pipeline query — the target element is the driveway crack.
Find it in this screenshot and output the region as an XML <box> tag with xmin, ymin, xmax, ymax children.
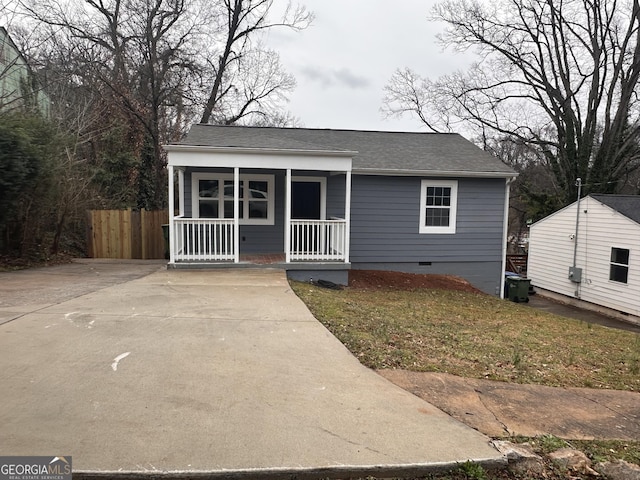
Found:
<box><xmin>474</xmin><ymin>388</ymin><xmax>511</xmax><ymax>436</ymax></box>
<box><xmin>319</xmin><ymin>427</ymin><xmax>393</xmax><ymax>459</ymax></box>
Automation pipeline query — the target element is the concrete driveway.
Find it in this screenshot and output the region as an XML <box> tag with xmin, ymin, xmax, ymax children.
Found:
<box><xmin>0</xmin><ymin>260</ymin><xmax>502</xmax><ymax>478</ymax></box>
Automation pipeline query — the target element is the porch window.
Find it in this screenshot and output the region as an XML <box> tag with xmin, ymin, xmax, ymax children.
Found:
<box><xmin>609</xmin><ymin>247</ymin><xmax>629</xmax><ymax>284</ymax></box>
<box><xmin>419</xmin><ymin>180</ymin><xmax>458</xmax><ymax>234</ymax></box>
<box><xmin>193</xmin><ymin>173</ymin><xmax>274</xmax><ymax>225</ymax></box>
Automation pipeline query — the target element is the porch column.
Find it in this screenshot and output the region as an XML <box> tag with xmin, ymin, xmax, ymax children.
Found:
<box><xmin>234</xmin><ymin>167</ymin><xmax>240</xmax><ymax>263</ymax></box>
<box><xmin>285</xmin><ymin>168</ymin><xmax>292</xmax><ymax>263</ymax></box>
<box><xmin>344</xmin><ymin>170</ymin><xmax>352</xmax><ymax>264</ymax></box>
<box><xmin>168</xmin><ymin>165</ymin><xmax>175</xmax><ymax>264</ymax></box>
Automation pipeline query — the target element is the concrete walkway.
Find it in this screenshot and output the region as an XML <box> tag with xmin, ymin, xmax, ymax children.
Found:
<box><xmin>0</xmin><ymin>261</ymin><xmax>502</xmax><ymax>478</ymax></box>
<box><xmin>380</xmin><ymin>371</ymin><xmax>640</xmax><ymax>441</ymax></box>
<box><xmin>527</xmin><ymin>293</ymin><xmax>640</xmax><ymax>334</ymax></box>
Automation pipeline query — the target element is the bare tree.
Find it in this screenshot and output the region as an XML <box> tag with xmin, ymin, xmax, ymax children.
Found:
<box><xmin>16</xmin><ymin>0</ymin><xmax>310</xmax><ymax>206</ymax></box>
<box><xmin>199</xmin><ymin>0</ymin><xmax>312</xmax><ymax>125</ymax></box>
<box><xmin>19</xmin><ymin>0</ymin><xmax>212</xmax><ymax>208</ymax></box>
<box><xmin>383</xmin><ymin>0</ymin><xmax>640</xmax><ymax>209</ymax></box>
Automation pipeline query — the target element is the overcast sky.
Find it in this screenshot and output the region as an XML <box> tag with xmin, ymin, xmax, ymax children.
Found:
<box><xmin>265</xmin><ymin>0</ymin><xmax>476</xmax><ymax>132</ymax></box>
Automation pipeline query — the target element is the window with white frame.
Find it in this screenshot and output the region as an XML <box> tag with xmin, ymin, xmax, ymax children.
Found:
<box><xmin>192</xmin><ymin>173</ymin><xmax>274</xmax><ymax>225</ymax></box>
<box><xmin>419</xmin><ymin>180</ymin><xmax>458</xmax><ymax>234</ymax></box>
<box><xmin>609</xmin><ymin>247</ymin><xmax>629</xmax><ymax>284</ymax></box>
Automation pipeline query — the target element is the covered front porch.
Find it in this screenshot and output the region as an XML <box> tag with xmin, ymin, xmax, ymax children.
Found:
<box><xmin>165</xmin><ymin>144</ymin><xmax>353</xmax><ymax>269</ymax></box>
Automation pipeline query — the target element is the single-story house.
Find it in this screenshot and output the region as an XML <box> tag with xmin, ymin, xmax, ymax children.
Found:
<box><xmin>528</xmin><ymin>194</ymin><xmax>640</xmax><ymax>323</ymax></box>
<box><xmin>164</xmin><ymin>125</ymin><xmax>517</xmax><ymax>295</ymax></box>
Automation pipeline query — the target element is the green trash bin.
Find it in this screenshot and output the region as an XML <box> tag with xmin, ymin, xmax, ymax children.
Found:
<box><xmin>162</xmin><ymin>224</ymin><xmax>170</xmax><ymax>260</ymax></box>
<box><xmin>506</xmin><ymin>276</ymin><xmax>530</xmax><ymax>303</ymax></box>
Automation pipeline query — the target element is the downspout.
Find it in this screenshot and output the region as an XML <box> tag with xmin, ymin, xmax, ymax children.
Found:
<box><xmin>500</xmin><ymin>177</ymin><xmax>516</xmax><ymax>299</ymax></box>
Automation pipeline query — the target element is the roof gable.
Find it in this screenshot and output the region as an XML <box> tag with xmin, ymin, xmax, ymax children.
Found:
<box><xmin>531</xmin><ymin>194</ymin><xmax>640</xmax><ymax>229</ymax></box>
<box><xmin>590</xmin><ymin>194</ymin><xmax>640</xmax><ymax>224</ymax></box>
<box><xmin>177</xmin><ymin>124</ymin><xmax>516</xmax><ymax>178</ymax></box>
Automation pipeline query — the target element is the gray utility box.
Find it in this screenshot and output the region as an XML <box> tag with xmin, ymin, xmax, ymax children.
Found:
<box><xmin>568</xmin><ymin>266</ymin><xmax>582</xmax><ymax>283</ymax></box>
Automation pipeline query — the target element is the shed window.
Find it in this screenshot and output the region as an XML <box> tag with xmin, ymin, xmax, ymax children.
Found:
<box><xmin>419</xmin><ymin>180</ymin><xmax>458</xmax><ymax>234</ymax></box>
<box><xmin>609</xmin><ymin>247</ymin><xmax>629</xmax><ymax>284</ymax></box>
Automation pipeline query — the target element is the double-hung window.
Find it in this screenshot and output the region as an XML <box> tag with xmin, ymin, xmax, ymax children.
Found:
<box><xmin>609</xmin><ymin>247</ymin><xmax>629</xmax><ymax>284</ymax></box>
<box><xmin>193</xmin><ymin>173</ymin><xmax>274</xmax><ymax>225</ymax></box>
<box><xmin>419</xmin><ymin>180</ymin><xmax>458</xmax><ymax>234</ymax></box>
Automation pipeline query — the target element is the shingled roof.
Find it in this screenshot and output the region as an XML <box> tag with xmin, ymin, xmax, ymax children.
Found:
<box><xmin>179</xmin><ymin>124</ymin><xmax>516</xmax><ymax>178</ymax></box>
<box><xmin>591</xmin><ymin>194</ymin><xmax>640</xmax><ymax>224</ymax></box>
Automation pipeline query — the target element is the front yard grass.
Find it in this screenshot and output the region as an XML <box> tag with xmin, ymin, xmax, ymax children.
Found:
<box><xmin>290</xmin><ymin>282</ymin><xmax>640</xmax><ymax>392</ymax></box>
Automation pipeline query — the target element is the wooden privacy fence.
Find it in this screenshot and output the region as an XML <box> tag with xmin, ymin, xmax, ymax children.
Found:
<box><xmin>87</xmin><ymin>209</ymin><xmax>169</xmax><ymax>259</ymax></box>
<box><xmin>506</xmin><ymin>254</ymin><xmax>528</xmax><ymax>276</ymax></box>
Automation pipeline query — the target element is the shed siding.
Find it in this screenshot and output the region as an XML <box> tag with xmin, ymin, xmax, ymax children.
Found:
<box><xmin>528</xmin><ymin>197</ymin><xmax>640</xmax><ymax>316</ymax></box>
<box><xmin>349</xmin><ymin>175</ymin><xmax>506</xmax><ymax>294</ymax></box>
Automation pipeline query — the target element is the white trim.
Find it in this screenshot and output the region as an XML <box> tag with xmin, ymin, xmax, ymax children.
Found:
<box><xmin>419</xmin><ymin>179</ymin><xmax>458</xmax><ymax>234</ymax></box>
<box><xmin>233</xmin><ymin>167</ymin><xmax>240</xmax><ymax>263</ymax></box>
<box><xmin>291</xmin><ymin>176</ymin><xmax>327</xmax><ymax>220</ymax></box>
<box><xmin>168</xmin><ymin>165</ymin><xmax>175</xmax><ymax>264</ymax></box>
<box><xmin>285</xmin><ymin>169</ymin><xmax>292</xmax><ymax>263</ymax></box>
<box><xmin>164</xmin><ymin>143</ymin><xmax>356</xmax><ymax>157</ymax></box>
<box><xmin>191</xmin><ymin>172</ymin><xmax>275</xmax><ymax>225</ymax></box>
<box><xmin>354</xmin><ymin>168</ymin><xmax>518</xmax><ymax>179</ymax></box>
<box><xmin>167</xmin><ymin>148</ymin><xmax>352</xmax><ymax>172</ymax></box>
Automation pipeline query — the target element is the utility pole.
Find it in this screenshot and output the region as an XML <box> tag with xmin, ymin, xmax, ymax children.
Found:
<box><xmin>572</xmin><ymin>178</ymin><xmax>582</xmax><ymax>268</ymax></box>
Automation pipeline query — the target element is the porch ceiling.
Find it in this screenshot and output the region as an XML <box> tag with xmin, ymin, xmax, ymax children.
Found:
<box><xmin>165</xmin><ymin>145</ymin><xmax>353</xmax><ymax>172</ymax></box>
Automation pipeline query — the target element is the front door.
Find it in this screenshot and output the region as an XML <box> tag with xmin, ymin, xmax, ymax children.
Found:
<box><xmin>291</xmin><ymin>180</ymin><xmax>322</xmax><ymax>219</ymax></box>
<box><xmin>289</xmin><ymin>178</ymin><xmax>326</xmax><ymax>258</ymax></box>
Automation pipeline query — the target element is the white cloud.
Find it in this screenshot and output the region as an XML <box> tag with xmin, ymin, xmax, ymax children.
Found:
<box><xmin>264</xmin><ymin>0</ymin><xmax>478</xmax><ymax>131</ymax></box>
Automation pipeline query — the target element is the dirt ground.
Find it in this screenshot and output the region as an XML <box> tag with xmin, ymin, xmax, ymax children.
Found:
<box><xmin>349</xmin><ymin>269</ymin><xmax>482</xmax><ymax>293</ymax></box>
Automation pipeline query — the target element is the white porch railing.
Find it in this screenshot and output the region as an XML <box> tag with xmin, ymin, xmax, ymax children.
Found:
<box><xmin>173</xmin><ymin>218</ymin><xmax>235</xmax><ymax>261</ymax></box>
<box><xmin>289</xmin><ymin>219</ymin><xmax>347</xmax><ymax>261</ymax></box>
<box><xmin>172</xmin><ymin>218</ymin><xmax>347</xmax><ymax>263</ymax></box>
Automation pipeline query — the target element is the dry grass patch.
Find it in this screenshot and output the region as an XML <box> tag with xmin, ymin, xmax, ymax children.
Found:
<box><xmin>290</xmin><ymin>281</ymin><xmax>640</xmax><ymax>392</ymax></box>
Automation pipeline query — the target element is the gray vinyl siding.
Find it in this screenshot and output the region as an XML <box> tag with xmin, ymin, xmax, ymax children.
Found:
<box><xmin>181</xmin><ymin>168</ymin><xmax>507</xmax><ymax>292</ymax></box>
<box><xmin>326</xmin><ymin>174</ymin><xmax>346</xmax><ymax>218</ymax></box>
<box><xmin>349</xmin><ymin>175</ymin><xmax>506</xmax><ymax>294</ymax></box>
<box><xmin>349</xmin><ymin>176</ymin><xmax>506</xmax><ymax>262</ymax></box>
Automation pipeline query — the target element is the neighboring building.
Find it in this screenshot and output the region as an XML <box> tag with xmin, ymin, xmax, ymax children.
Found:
<box><xmin>164</xmin><ymin>125</ymin><xmax>517</xmax><ymax>295</ymax></box>
<box><xmin>0</xmin><ymin>26</ymin><xmax>49</xmax><ymax>115</ymax></box>
<box><xmin>528</xmin><ymin>194</ymin><xmax>640</xmax><ymax>324</ymax></box>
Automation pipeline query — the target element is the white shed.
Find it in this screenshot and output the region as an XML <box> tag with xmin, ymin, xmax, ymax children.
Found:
<box><xmin>528</xmin><ymin>194</ymin><xmax>640</xmax><ymax>324</ymax></box>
